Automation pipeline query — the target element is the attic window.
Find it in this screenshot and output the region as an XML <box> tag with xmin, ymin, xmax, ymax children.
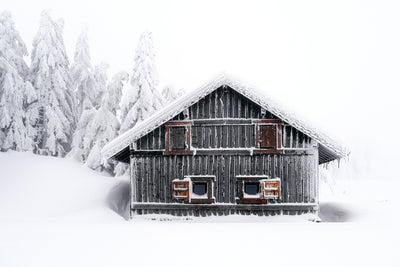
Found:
<box><xmin>164</xmin><ymin>121</ymin><xmax>193</xmax><ymax>155</ymax></box>
<box><xmin>253</xmin><ymin>120</ymin><xmax>283</xmax><ymax>154</ymax></box>
<box><xmin>170</xmin><ymin>127</ymin><xmax>186</xmax><ymax>150</ymax></box>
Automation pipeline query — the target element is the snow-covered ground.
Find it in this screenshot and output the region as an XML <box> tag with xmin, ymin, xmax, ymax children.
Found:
<box><xmin>0</xmin><ymin>152</ymin><xmax>398</xmax><ymax>267</ymax></box>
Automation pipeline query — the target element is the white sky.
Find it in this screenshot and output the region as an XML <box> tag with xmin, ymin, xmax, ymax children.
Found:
<box><xmin>3</xmin><ymin>0</ymin><xmax>400</xmax><ymax>171</ymax></box>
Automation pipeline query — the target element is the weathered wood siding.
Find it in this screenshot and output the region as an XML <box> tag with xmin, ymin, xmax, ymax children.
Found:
<box><xmin>133</xmin><ymin>153</ymin><xmax>318</xmax><ymax>204</ymax></box>
<box><xmin>135</xmin><ymin>86</ymin><xmax>313</xmax><ymax>151</ymax></box>
<box><xmin>130</xmin><ymin>86</ymin><xmax>319</xmax><ymax>216</ymax></box>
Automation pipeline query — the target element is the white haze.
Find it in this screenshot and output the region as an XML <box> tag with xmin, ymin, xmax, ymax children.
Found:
<box><xmin>3</xmin><ymin>0</ymin><xmax>400</xmax><ymax>179</ymax></box>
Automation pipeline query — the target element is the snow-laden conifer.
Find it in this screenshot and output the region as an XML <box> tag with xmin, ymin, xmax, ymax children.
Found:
<box><xmin>30</xmin><ymin>11</ymin><xmax>76</xmax><ymax>157</ymax></box>
<box><xmin>120</xmin><ymin>31</ymin><xmax>162</xmax><ymax>133</ymax></box>
<box><xmin>0</xmin><ymin>11</ymin><xmax>37</xmax><ymax>151</ymax></box>
<box><xmin>161</xmin><ymin>85</ymin><xmax>185</xmax><ymax>105</ymax></box>
<box><xmin>71</xmin><ymin>28</ymin><xmax>97</xmax><ymax>116</ymax></box>
<box><xmin>93</xmin><ymin>62</ymin><xmax>109</xmax><ymax>108</ymax></box>
<box><xmin>69</xmin><ymin>62</ymin><xmax>109</xmax><ymax>162</ymax></box>
<box><xmin>85</xmin><ymin>71</ymin><xmax>128</xmax><ymax>174</ymax></box>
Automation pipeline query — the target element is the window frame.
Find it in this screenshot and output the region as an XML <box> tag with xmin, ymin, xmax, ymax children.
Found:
<box><xmin>253</xmin><ymin>119</ymin><xmax>283</xmax><ymax>154</ymax></box>
<box><xmin>236</xmin><ymin>175</ymin><xmax>281</xmax><ymax>204</ymax></box>
<box><xmin>164</xmin><ymin>121</ymin><xmax>193</xmax><ymax>155</ymax></box>
<box><xmin>172</xmin><ymin>175</ymin><xmax>215</xmax><ymax>204</ymax></box>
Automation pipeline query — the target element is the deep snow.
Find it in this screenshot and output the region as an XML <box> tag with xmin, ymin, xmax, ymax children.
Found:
<box><xmin>0</xmin><ymin>152</ymin><xmax>399</xmax><ymax>267</ymax></box>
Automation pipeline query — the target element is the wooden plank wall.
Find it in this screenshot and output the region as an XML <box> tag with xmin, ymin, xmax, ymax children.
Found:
<box><xmin>134</xmin><ymin>153</ymin><xmax>318</xmax><ymax>205</ymax></box>
<box><xmin>131</xmin><ymin>86</ymin><xmax>320</xmax><ymax>215</ymax></box>
<box><xmin>173</xmin><ymin>86</ymin><xmax>279</xmax><ymax>120</ymax></box>
<box><xmin>135</xmin><ymin>86</ymin><xmax>314</xmax><ymax>151</ymax></box>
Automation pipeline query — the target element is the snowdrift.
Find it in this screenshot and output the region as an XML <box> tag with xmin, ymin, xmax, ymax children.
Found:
<box><xmin>0</xmin><ymin>152</ymin><xmax>399</xmax><ymax>267</ymax></box>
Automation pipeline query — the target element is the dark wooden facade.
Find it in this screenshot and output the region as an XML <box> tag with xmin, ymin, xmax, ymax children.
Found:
<box><xmin>126</xmin><ymin>86</ymin><xmax>320</xmax><ymax>217</ymax></box>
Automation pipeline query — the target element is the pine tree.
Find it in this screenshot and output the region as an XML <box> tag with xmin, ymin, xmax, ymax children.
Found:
<box><xmin>116</xmin><ymin>31</ymin><xmax>162</xmax><ymax>175</ymax></box>
<box><xmin>85</xmin><ymin>71</ymin><xmax>128</xmax><ymax>174</ymax></box>
<box><xmin>30</xmin><ymin>11</ymin><xmax>76</xmax><ymax>157</ymax></box>
<box><xmin>68</xmin><ymin>30</ymin><xmax>104</xmax><ymax>162</ymax></box>
<box><xmin>68</xmin><ymin>101</ymin><xmax>96</xmax><ymax>162</ymax></box>
<box><xmin>69</xmin><ymin>64</ymin><xmax>108</xmax><ymax>163</ymax></box>
<box><xmin>93</xmin><ymin>63</ymin><xmax>109</xmax><ymax>106</ymax></box>
<box><xmin>120</xmin><ymin>31</ymin><xmax>162</xmax><ymax>133</ymax></box>
<box><xmin>0</xmin><ymin>11</ymin><xmax>37</xmax><ymax>151</ymax></box>
<box><xmin>161</xmin><ymin>85</ymin><xmax>185</xmax><ymax>105</ymax></box>
<box><xmin>71</xmin><ymin>28</ymin><xmax>97</xmax><ymax>117</ymax></box>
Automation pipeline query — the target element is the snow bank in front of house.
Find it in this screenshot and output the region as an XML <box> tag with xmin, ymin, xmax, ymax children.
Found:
<box><xmin>0</xmin><ymin>151</ymin><xmax>128</xmax><ymax>221</ymax></box>
<box><xmin>0</xmin><ymin>152</ymin><xmax>399</xmax><ymax>267</ymax></box>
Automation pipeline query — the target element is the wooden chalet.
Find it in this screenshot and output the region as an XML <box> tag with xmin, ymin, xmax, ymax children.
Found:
<box><xmin>102</xmin><ymin>75</ymin><xmax>348</xmax><ymax>218</ymax></box>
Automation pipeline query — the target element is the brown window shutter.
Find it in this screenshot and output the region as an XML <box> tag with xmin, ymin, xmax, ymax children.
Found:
<box><xmin>172</xmin><ymin>180</ymin><xmax>190</xmax><ymax>202</ymax></box>
<box><xmin>259</xmin><ymin>125</ymin><xmax>276</xmax><ymax>149</ymax></box>
<box><xmin>170</xmin><ymin>126</ymin><xmax>186</xmax><ymax>150</ymax></box>
<box><xmin>261</xmin><ymin>179</ymin><xmax>281</xmax><ymax>199</ymax></box>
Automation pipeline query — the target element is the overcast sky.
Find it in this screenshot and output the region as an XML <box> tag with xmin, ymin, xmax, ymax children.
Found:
<box><xmin>3</xmin><ymin>0</ymin><xmax>400</xmax><ymax>173</ymax></box>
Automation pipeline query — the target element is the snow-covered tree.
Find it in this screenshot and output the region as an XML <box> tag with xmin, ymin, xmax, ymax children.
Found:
<box><xmin>116</xmin><ymin>31</ymin><xmax>162</xmax><ymax>175</ymax></box>
<box><xmin>71</xmin><ymin>28</ymin><xmax>97</xmax><ymax>116</ymax></box>
<box><xmin>0</xmin><ymin>11</ymin><xmax>37</xmax><ymax>151</ymax></box>
<box><xmin>85</xmin><ymin>71</ymin><xmax>128</xmax><ymax>174</ymax></box>
<box><xmin>69</xmin><ymin>62</ymin><xmax>109</xmax><ymax>162</ymax></box>
<box><xmin>93</xmin><ymin>63</ymin><xmax>109</xmax><ymax>105</ymax></box>
<box><xmin>68</xmin><ymin>101</ymin><xmax>96</xmax><ymax>162</ymax></box>
<box><xmin>161</xmin><ymin>85</ymin><xmax>185</xmax><ymax>105</ymax></box>
<box><xmin>120</xmin><ymin>31</ymin><xmax>162</xmax><ymax>133</ymax></box>
<box><xmin>30</xmin><ymin>11</ymin><xmax>76</xmax><ymax>157</ymax></box>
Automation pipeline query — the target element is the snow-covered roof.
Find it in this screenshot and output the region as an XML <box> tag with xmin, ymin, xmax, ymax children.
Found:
<box><xmin>102</xmin><ymin>74</ymin><xmax>349</xmax><ymax>162</ymax></box>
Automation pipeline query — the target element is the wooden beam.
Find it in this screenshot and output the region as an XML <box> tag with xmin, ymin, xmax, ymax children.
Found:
<box><xmin>195</xmin><ymin>149</ymin><xmax>252</xmax><ymax>156</ymax></box>
<box><xmin>193</xmin><ymin>119</ymin><xmax>252</xmax><ymax>125</ymax></box>
<box><xmin>132</xmin><ymin>203</ymin><xmax>318</xmax><ymax>211</ymax></box>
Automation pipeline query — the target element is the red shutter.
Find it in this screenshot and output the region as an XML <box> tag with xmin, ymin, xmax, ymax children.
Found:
<box><xmin>260</xmin><ymin>125</ymin><xmax>276</xmax><ymax>149</ymax></box>
<box><xmin>261</xmin><ymin>179</ymin><xmax>281</xmax><ymax>199</ymax></box>
<box><xmin>172</xmin><ymin>180</ymin><xmax>190</xmax><ymax>202</ymax></box>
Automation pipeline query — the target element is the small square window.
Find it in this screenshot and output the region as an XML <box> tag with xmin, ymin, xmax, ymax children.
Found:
<box><xmin>244</xmin><ymin>182</ymin><xmax>259</xmax><ymax>195</ymax></box>
<box><xmin>193</xmin><ymin>182</ymin><xmax>207</xmax><ymax>196</ymax></box>
<box><xmin>170</xmin><ymin>126</ymin><xmax>186</xmax><ymax>151</ymax></box>
<box><xmin>173</xmin><ymin>176</ymin><xmax>215</xmax><ymax>204</ymax></box>
<box><xmin>259</xmin><ymin>125</ymin><xmax>276</xmax><ymax>149</ymax></box>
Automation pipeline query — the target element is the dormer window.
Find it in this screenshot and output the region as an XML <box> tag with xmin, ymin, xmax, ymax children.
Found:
<box><xmin>164</xmin><ymin>121</ymin><xmax>193</xmax><ymax>155</ymax></box>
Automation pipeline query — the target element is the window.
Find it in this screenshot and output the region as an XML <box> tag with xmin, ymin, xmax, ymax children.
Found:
<box><xmin>170</xmin><ymin>126</ymin><xmax>186</xmax><ymax>150</ymax></box>
<box><xmin>164</xmin><ymin>121</ymin><xmax>193</xmax><ymax>155</ymax></box>
<box><xmin>244</xmin><ymin>182</ymin><xmax>259</xmax><ymax>195</ymax></box>
<box><xmin>236</xmin><ymin>176</ymin><xmax>281</xmax><ymax>204</ymax></box>
<box><xmin>253</xmin><ymin>120</ymin><xmax>283</xmax><ymax>154</ymax></box>
<box><xmin>172</xmin><ymin>176</ymin><xmax>215</xmax><ymax>204</ymax></box>
<box><xmin>259</xmin><ymin>125</ymin><xmax>276</xmax><ymax>149</ymax></box>
<box><xmin>193</xmin><ymin>182</ymin><xmax>207</xmax><ymax>196</ymax></box>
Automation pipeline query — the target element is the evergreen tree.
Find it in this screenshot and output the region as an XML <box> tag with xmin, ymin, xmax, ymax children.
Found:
<box><xmin>85</xmin><ymin>71</ymin><xmax>128</xmax><ymax>174</ymax></box>
<box><xmin>71</xmin><ymin>28</ymin><xmax>97</xmax><ymax>117</ymax></box>
<box><xmin>93</xmin><ymin>63</ymin><xmax>109</xmax><ymax>106</ymax></box>
<box><xmin>120</xmin><ymin>31</ymin><xmax>162</xmax><ymax>133</ymax></box>
<box><xmin>0</xmin><ymin>11</ymin><xmax>37</xmax><ymax>151</ymax></box>
<box><xmin>69</xmin><ymin>63</ymin><xmax>109</xmax><ymax>163</ymax></box>
<box><xmin>161</xmin><ymin>85</ymin><xmax>185</xmax><ymax>105</ymax></box>
<box><xmin>30</xmin><ymin>11</ymin><xmax>76</xmax><ymax>157</ymax></box>
<box><xmin>116</xmin><ymin>31</ymin><xmax>161</xmax><ymax>175</ymax></box>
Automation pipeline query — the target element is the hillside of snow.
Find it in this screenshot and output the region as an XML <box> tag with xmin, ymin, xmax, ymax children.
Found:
<box><xmin>0</xmin><ymin>152</ymin><xmax>399</xmax><ymax>267</ymax></box>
